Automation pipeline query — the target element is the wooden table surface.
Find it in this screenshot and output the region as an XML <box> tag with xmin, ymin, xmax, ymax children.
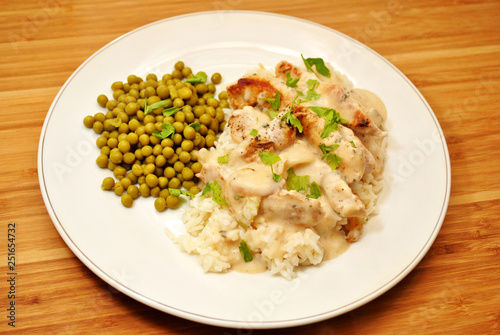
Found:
<box><xmin>1</xmin><ymin>0</ymin><xmax>499</xmax><ymax>334</ymax></box>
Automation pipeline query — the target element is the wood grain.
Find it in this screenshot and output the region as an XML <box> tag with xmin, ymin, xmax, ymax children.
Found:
<box><xmin>1</xmin><ymin>0</ymin><xmax>499</xmax><ymax>334</ymax></box>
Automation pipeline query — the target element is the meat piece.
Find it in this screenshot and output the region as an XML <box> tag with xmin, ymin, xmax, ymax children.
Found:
<box><xmin>275</xmin><ymin>60</ymin><xmax>303</xmax><ymax>81</ymax></box>
<box><xmin>321</xmin><ymin>171</ymin><xmax>367</xmax><ymax>218</ymax></box>
<box><xmin>260</xmin><ymin>190</ymin><xmax>325</xmax><ymax>227</ymax></box>
<box><xmin>229</xmin><ymin>108</ymin><xmax>296</xmax><ymax>161</ymax></box>
<box><xmin>228</xmin><ymin>106</ymin><xmax>270</xmax><ymax>143</ymax></box>
<box><xmin>342</xmin><ymin>217</ymin><xmax>364</xmax><ymax>242</ymax></box>
<box><xmin>291</xmin><ymin>160</ymin><xmax>367</xmax><ymax>218</ymax></box>
<box><xmin>317</xmin><ymin>83</ymin><xmax>386</xmax><ymax>137</ymax></box>
<box><xmin>227</xmin><ymin>76</ymin><xmax>280</xmax><ymax>110</ymax></box>
<box><xmin>292</xmin><ymin>105</ymin><xmax>376</xmax><ymax>183</ymax></box>
<box><xmin>226</xmin><ymin>162</ymin><xmax>282</xmax><ymax>197</ymax></box>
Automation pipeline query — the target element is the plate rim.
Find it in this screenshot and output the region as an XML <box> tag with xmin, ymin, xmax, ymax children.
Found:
<box><xmin>37</xmin><ymin>10</ymin><xmax>451</xmax><ymax>329</ymax></box>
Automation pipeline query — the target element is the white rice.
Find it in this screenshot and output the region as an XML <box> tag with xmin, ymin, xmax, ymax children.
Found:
<box><xmin>173</xmin><ymin>124</ymin><xmax>385</xmax><ymax>279</ymax></box>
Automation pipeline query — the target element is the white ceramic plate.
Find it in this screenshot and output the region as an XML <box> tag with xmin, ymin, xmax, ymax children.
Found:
<box><xmin>38</xmin><ymin>11</ymin><xmax>450</xmax><ymax>329</ymax></box>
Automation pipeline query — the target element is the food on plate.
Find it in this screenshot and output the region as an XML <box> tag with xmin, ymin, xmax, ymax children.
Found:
<box><xmin>172</xmin><ymin>56</ymin><xmax>388</xmax><ymax>279</ymax></box>
<box><xmin>83</xmin><ymin>61</ymin><xmax>227</xmax><ymax>211</ymax></box>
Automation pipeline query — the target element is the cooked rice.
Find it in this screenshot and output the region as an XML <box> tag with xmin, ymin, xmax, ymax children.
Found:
<box><xmin>172</xmin><ymin>123</ymin><xmax>385</xmax><ymax>279</ymax></box>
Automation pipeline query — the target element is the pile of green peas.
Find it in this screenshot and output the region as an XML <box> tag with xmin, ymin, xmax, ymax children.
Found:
<box><xmin>82</xmin><ymin>61</ymin><xmax>229</xmax><ymax>211</ymax></box>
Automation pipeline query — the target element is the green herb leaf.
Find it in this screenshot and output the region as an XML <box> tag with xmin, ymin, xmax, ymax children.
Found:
<box><xmin>306</xmin><ymin>181</ymin><xmax>322</xmax><ymax>199</ymax></box>
<box><xmin>280</xmin><ymin>94</ymin><xmax>303</xmax><ymax>133</ymax></box>
<box><xmin>350</xmin><ymin>140</ymin><xmax>357</xmax><ymax>148</ymax></box>
<box><xmin>309</xmin><ymin>107</ymin><xmax>345</xmax><ymax>138</ymax></box>
<box><xmin>286</xmin><ymin>168</ymin><xmax>309</xmax><ymax>192</ymax></box>
<box><xmin>249</xmin><ymin>128</ymin><xmax>258</xmax><ymax>137</ymax></box>
<box><xmin>272</xmin><ymin>173</ymin><xmax>282</xmax><ymax>182</ymax></box>
<box><xmin>168</xmin><ymin>188</ymin><xmax>195</xmax><ymax>198</ymax></box>
<box><xmin>259</xmin><ymin>151</ymin><xmax>282</xmax><ymax>183</ymax></box>
<box><xmin>145</xmin><ymin>99</ymin><xmax>175</xmax><ymax>115</ymax></box>
<box><xmin>319</xmin><ymin>143</ymin><xmax>340</xmax><ymax>155</ymax></box>
<box><xmin>306</xmin><ymin>79</ymin><xmax>319</xmax><ymax>91</ymax></box>
<box><xmin>259</xmin><ymin>151</ymin><xmax>281</xmax><ymax>166</ymax></box>
<box><xmin>162</xmin><ymin>106</ymin><xmax>179</xmax><ymax>117</ymax></box>
<box><xmin>301</xmin><ymin>54</ymin><xmax>331</xmax><ymax>78</ymax></box>
<box><xmin>284</xmin><ymin>112</ymin><xmax>303</xmax><ymax>133</ymax></box>
<box><xmin>305</xmin><ymin>90</ymin><xmax>321</xmax><ymax>101</ymax></box>
<box><xmin>185</xmin><ymin>71</ymin><xmax>207</xmax><ymax>84</ymax></box>
<box><xmin>285</xmin><ymin>71</ymin><xmax>300</xmax><ymax>87</ymax></box>
<box><xmin>308</xmin><ymin>106</ymin><xmax>331</xmax><ymax>117</ymax></box>
<box><xmin>267</xmin><ymin>109</ymin><xmax>278</xmax><ymax>119</ymax></box>
<box><xmin>202</xmin><ymin>180</ymin><xmax>228</xmax><ymax>206</ymax></box>
<box><xmin>189</xmin><ymin>122</ymin><xmax>201</xmax><ymax>131</ymax></box>
<box><xmin>265</xmin><ymin>91</ymin><xmax>281</xmax><ymax>111</ymax></box>
<box><xmin>323</xmin><ymin>153</ymin><xmax>342</xmax><ymax>170</ymax></box>
<box><xmin>239</xmin><ymin>240</ymin><xmax>253</xmax><ymax>262</ymax></box>
<box><xmin>201</xmin><ymin>183</ymin><xmax>211</xmax><ymax>196</ymax></box>
<box><xmin>152</xmin><ymin>122</ymin><xmax>175</xmax><ymax>140</ymax></box>
<box><xmin>218</xmin><ymin>154</ymin><xmax>229</xmax><ymax>165</ymax></box>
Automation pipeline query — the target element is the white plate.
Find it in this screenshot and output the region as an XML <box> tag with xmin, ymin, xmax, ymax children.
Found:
<box><xmin>38</xmin><ymin>11</ymin><xmax>450</xmax><ymax>329</ymax></box>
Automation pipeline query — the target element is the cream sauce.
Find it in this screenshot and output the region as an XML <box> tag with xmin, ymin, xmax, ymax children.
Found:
<box><xmin>320</xmin><ymin>229</ymin><xmax>350</xmax><ymax>261</ymax></box>
<box><xmin>194</xmin><ymin>60</ymin><xmax>387</xmax><ymax>275</ymax></box>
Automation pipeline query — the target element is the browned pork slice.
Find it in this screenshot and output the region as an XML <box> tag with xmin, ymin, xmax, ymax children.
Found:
<box><xmin>342</xmin><ymin>217</ymin><xmax>364</xmax><ymax>242</ymax></box>
<box><xmin>317</xmin><ymin>83</ymin><xmax>386</xmax><ymax>137</ymax></box>
<box><xmin>275</xmin><ymin>60</ymin><xmax>303</xmax><ymax>81</ymax></box>
<box><xmin>292</xmin><ymin>105</ymin><xmax>376</xmax><ymax>183</ymax></box>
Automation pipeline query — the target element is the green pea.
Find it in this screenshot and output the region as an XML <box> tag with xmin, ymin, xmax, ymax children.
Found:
<box><xmin>97</xmin><ymin>94</ymin><xmax>109</xmax><ymax>107</ymax></box>
<box><xmin>166</xmin><ymin>195</ymin><xmax>180</xmax><ymax>209</ymax></box>
<box><xmin>145</xmin><ymin>174</ymin><xmax>159</xmax><ymax>187</ymax></box>
<box><xmin>181</xmin><ymin>139</ymin><xmax>194</xmax><ymax>152</ymax></box>
<box><xmin>191</xmin><ymin>162</ymin><xmax>202</xmax><ymax>174</ymax></box>
<box><xmin>189</xmin><ymin>185</ymin><xmax>202</xmax><ymax>195</ymax></box>
<box><xmin>181</xmin><ymin>167</ymin><xmax>194</xmax><ymax>181</ymax></box>
<box><xmin>179</xmin><ymin>151</ymin><xmax>191</xmax><ymax>164</ymax></box>
<box><xmin>154</xmin><ymin>197</ymin><xmax>167</xmax><ymax>212</ymax></box>
<box><xmin>114</xmin><ymin>182</ymin><xmax>124</xmax><ymax>196</ymax></box>
<box><xmin>84</xmin><ymin>115</ymin><xmax>95</xmax><ymax>128</ymax></box>
<box><xmin>211</xmin><ymin>72</ymin><xmax>222</xmax><ymax>84</ymax></box>
<box><xmin>101</xmin><ymin>177</ymin><xmax>115</xmax><ymax>190</ymax></box>
<box><xmin>121</xmin><ymin>194</ymin><xmax>134</xmax><ymax>207</ymax></box>
<box><xmin>139</xmin><ymin>183</ymin><xmax>150</xmax><ymax>197</ymax></box>
<box><xmin>127</xmin><ymin>185</ymin><xmax>140</xmax><ymax>199</ymax></box>
<box><xmin>168</xmin><ymin>177</ymin><xmax>181</xmax><ymax>189</ymax></box>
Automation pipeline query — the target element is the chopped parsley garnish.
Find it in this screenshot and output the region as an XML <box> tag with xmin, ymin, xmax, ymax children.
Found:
<box><xmin>323</xmin><ymin>153</ymin><xmax>342</xmax><ymax>170</ymax></box>
<box><xmin>189</xmin><ymin>121</ymin><xmax>202</xmax><ymax>131</ymax></box>
<box><xmin>201</xmin><ymin>180</ymin><xmax>228</xmax><ymax>206</ymax></box>
<box><xmin>286</xmin><ymin>168</ymin><xmax>322</xmax><ymax>199</ymax></box>
<box><xmin>285</xmin><ymin>71</ymin><xmax>300</xmax><ymax>87</ymax></box>
<box><xmin>319</xmin><ymin>143</ymin><xmax>340</xmax><ymax>155</ymax></box>
<box><xmin>152</xmin><ymin>122</ymin><xmax>175</xmax><ymax>140</ymax></box>
<box><xmin>306</xmin><ymin>181</ymin><xmax>322</xmax><ymax>199</ymax></box>
<box><xmin>265</xmin><ymin>91</ymin><xmax>281</xmax><ymax>111</ymax></box>
<box><xmin>280</xmin><ymin>94</ymin><xmax>303</xmax><ymax>133</ymax></box>
<box><xmin>301</xmin><ymin>54</ymin><xmax>331</xmax><ymax>78</ymax></box>
<box><xmin>217</xmin><ymin>154</ymin><xmax>229</xmax><ymax>165</ymax></box>
<box><xmin>318</xmin><ymin>143</ymin><xmax>342</xmax><ymax>170</ymax></box>
<box><xmin>185</xmin><ymin>71</ymin><xmax>207</xmax><ymax>84</ymax></box>
<box><xmin>286</xmin><ymin>168</ymin><xmax>309</xmax><ymax>192</ymax></box>
<box><xmin>249</xmin><ymin>128</ymin><xmax>258</xmax><ymax>137</ymax></box>
<box><xmin>162</xmin><ymin>106</ymin><xmax>179</xmax><ymax>117</ymax></box>
<box><xmin>168</xmin><ymin>188</ymin><xmax>195</xmax><ymax>198</ymax></box>
<box><xmin>239</xmin><ymin>240</ymin><xmax>253</xmax><ymax>262</ymax></box>
<box><xmin>308</xmin><ymin>106</ymin><xmax>347</xmax><ymax>138</ymax></box>
<box><xmin>144</xmin><ymin>98</ymin><xmax>178</xmax><ymax>115</ymax></box>
<box><xmin>350</xmin><ymin>140</ymin><xmax>357</xmax><ymax>148</ymax></box>
<box><xmin>267</xmin><ymin>110</ymin><xmax>279</xmax><ymax>119</ymax></box>
<box><xmin>305</xmin><ymin>79</ymin><xmax>321</xmax><ymax>100</ymax></box>
<box><xmin>259</xmin><ymin>151</ymin><xmax>282</xmax><ymax>182</ymax></box>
